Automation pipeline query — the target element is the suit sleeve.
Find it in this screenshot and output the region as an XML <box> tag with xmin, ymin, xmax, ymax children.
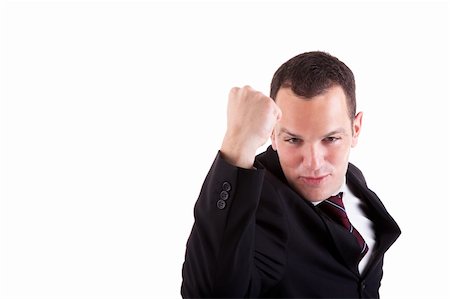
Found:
<box><xmin>181</xmin><ymin>151</ymin><xmax>268</xmax><ymax>298</ymax></box>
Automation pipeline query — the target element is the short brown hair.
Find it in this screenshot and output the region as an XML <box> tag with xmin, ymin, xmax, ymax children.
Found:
<box><xmin>270</xmin><ymin>51</ymin><xmax>356</xmax><ymax>120</ymax></box>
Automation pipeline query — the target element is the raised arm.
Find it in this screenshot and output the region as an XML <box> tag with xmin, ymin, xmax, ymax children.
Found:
<box><xmin>181</xmin><ymin>86</ymin><xmax>282</xmax><ymax>297</ymax></box>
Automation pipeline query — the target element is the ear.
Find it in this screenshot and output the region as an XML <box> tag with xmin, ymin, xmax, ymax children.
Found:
<box><xmin>271</xmin><ymin>129</ymin><xmax>278</xmax><ymax>151</ymax></box>
<box><xmin>351</xmin><ymin>112</ymin><xmax>363</xmax><ymax>148</ymax></box>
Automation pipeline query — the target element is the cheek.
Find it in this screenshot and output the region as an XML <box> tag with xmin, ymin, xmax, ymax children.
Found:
<box><xmin>278</xmin><ymin>146</ymin><xmax>300</xmax><ymax>168</ymax></box>
<box><xmin>327</xmin><ymin>145</ymin><xmax>351</xmax><ymax>167</ymax></box>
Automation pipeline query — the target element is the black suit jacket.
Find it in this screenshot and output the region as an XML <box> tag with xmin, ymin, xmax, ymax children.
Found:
<box><xmin>181</xmin><ymin>146</ymin><xmax>401</xmax><ymax>298</ymax></box>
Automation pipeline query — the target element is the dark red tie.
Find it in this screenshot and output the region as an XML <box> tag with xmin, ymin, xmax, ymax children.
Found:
<box><xmin>319</xmin><ymin>192</ymin><xmax>368</xmax><ymax>259</ymax></box>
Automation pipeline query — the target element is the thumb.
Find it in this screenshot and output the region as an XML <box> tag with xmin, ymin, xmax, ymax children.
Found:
<box><xmin>274</xmin><ymin>104</ymin><xmax>282</xmax><ymax>121</ymax></box>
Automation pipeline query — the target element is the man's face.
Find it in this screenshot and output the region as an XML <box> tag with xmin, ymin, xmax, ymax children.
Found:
<box><xmin>271</xmin><ymin>86</ymin><xmax>362</xmax><ymax>202</ymax></box>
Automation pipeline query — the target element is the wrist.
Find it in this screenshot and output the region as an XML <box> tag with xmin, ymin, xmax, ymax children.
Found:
<box><xmin>220</xmin><ymin>138</ymin><xmax>256</xmax><ymax>169</ymax></box>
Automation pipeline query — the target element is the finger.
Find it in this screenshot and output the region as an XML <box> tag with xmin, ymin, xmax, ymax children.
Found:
<box><xmin>229</xmin><ymin>87</ymin><xmax>240</xmax><ymax>96</ymax></box>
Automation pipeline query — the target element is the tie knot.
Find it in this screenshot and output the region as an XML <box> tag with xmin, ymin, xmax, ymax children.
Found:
<box><xmin>318</xmin><ymin>192</ymin><xmax>347</xmax><ymax>222</ymax></box>
<box><xmin>325</xmin><ymin>192</ymin><xmax>345</xmax><ymax>209</ymax></box>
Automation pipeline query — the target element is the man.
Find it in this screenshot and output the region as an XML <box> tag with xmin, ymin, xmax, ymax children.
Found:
<box><xmin>181</xmin><ymin>51</ymin><xmax>401</xmax><ymax>298</ymax></box>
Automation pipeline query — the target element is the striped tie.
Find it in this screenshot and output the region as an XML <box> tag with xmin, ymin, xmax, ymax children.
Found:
<box><xmin>319</xmin><ymin>192</ymin><xmax>368</xmax><ymax>259</ymax></box>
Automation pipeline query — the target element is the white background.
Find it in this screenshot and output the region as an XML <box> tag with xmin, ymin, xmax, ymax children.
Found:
<box><xmin>0</xmin><ymin>0</ymin><xmax>449</xmax><ymax>298</ymax></box>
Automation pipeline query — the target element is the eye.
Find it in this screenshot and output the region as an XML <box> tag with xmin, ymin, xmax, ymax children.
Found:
<box><xmin>285</xmin><ymin>138</ymin><xmax>302</xmax><ymax>144</ymax></box>
<box><xmin>323</xmin><ymin>136</ymin><xmax>341</xmax><ymax>143</ymax></box>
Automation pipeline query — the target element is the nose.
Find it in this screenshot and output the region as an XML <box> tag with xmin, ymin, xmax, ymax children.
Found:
<box><xmin>302</xmin><ymin>143</ymin><xmax>324</xmax><ymax>171</ymax></box>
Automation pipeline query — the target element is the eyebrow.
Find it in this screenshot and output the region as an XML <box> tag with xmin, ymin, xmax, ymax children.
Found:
<box><xmin>278</xmin><ymin>127</ymin><xmax>348</xmax><ymax>138</ymax></box>
<box><xmin>322</xmin><ymin>129</ymin><xmax>348</xmax><ymax>138</ymax></box>
<box><xmin>278</xmin><ymin>128</ymin><xmax>303</xmax><ymax>138</ymax></box>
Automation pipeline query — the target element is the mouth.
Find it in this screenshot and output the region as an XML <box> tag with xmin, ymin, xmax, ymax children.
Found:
<box><xmin>299</xmin><ymin>174</ymin><xmax>330</xmax><ymax>187</ymax></box>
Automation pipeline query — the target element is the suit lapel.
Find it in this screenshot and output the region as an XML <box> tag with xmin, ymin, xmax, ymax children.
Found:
<box><xmin>346</xmin><ymin>163</ymin><xmax>401</xmax><ymax>277</ymax></box>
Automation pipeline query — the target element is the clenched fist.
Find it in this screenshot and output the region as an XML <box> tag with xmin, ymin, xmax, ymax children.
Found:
<box><xmin>220</xmin><ymin>86</ymin><xmax>282</xmax><ymax>169</ymax></box>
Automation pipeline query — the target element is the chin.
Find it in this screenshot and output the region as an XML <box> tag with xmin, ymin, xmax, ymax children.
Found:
<box><xmin>296</xmin><ymin>187</ymin><xmax>332</xmax><ymax>202</ymax></box>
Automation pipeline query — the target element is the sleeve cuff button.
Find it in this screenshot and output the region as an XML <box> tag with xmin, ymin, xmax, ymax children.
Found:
<box><xmin>217</xmin><ymin>199</ymin><xmax>226</xmax><ymax>209</ymax></box>
<box><xmin>220</xmin><ymin>190</ymin><xmax>229</xmax><ymax>200</ymax></box>
<box><xmin>222</xmin><ymin>181</ymin><xmax>231</xmax><ymax>192</ymax></box>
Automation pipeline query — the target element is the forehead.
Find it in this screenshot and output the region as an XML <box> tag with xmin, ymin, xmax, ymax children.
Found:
<box><xmin>275</xmin><ymin>86</ymin><xmax>352</xmax><ymax>135</ymax></box>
